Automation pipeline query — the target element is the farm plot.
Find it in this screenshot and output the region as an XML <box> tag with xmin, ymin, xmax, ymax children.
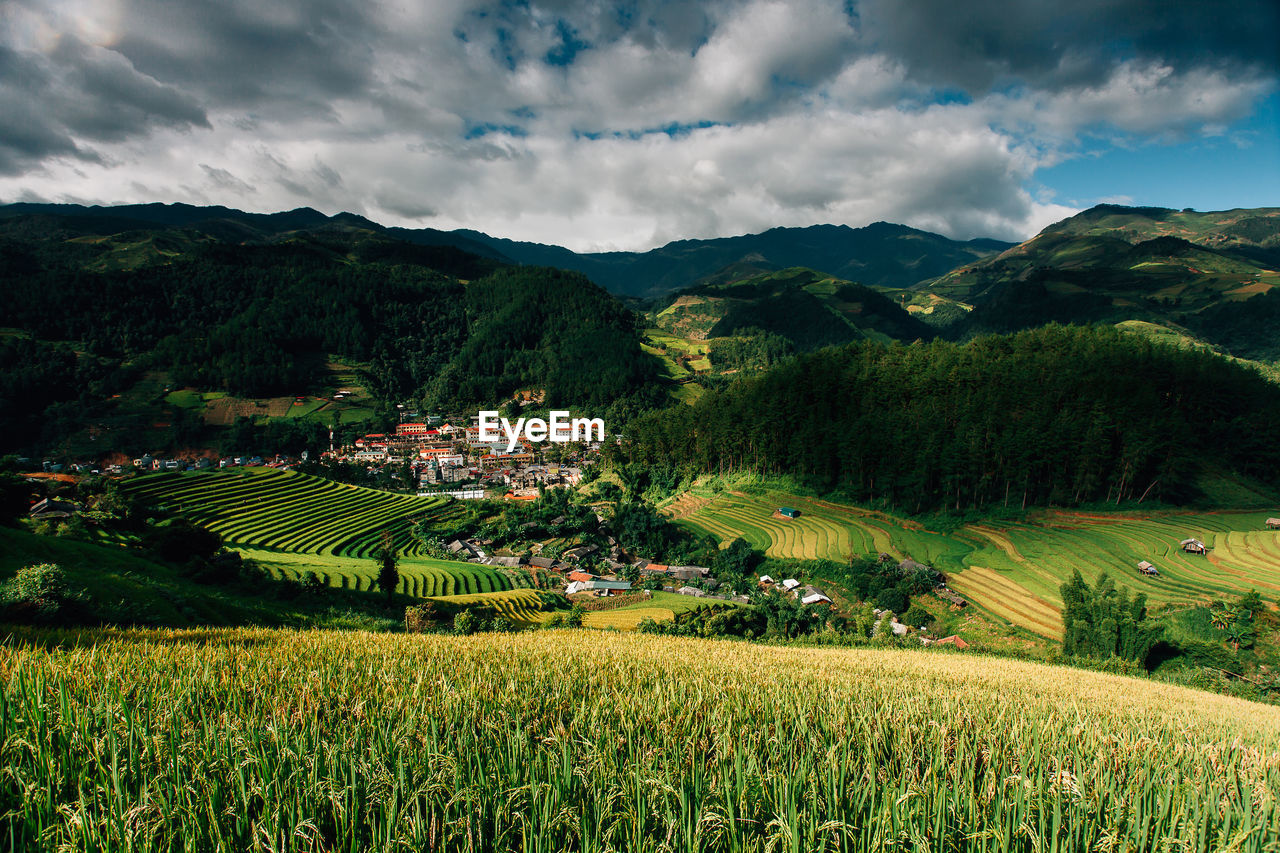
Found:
<box><xmin>426</xmin><ymin>589</ymin><xmax>553</xmax><ymax>625</ymax></box>
<box><xmin>673</xmin><ymin>492</ymin><xmax>887</xmax><ymax>560</ymax></box>
<box><xmin>674</xmin><ymin>490</ymin><xmax>1280</xmax><ymax>638</ymax></box>
<box><xmin>124</xmin><ymin>469</ymin><xmax>502</xmax><ymax>597</ymax></box>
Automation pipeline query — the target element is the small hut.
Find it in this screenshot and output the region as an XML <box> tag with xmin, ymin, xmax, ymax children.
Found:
<box><xmin>1137</xmin><ymin>560</ymin><xmax>1160</xmax><ymax>577</ymax></box>
<box><xmin>1268</xmin><ymin>518</ymin><xmax>1280</xmax><ymax>530</ymax></box>
<box><xmin>1180</xmin><ymin>538</ymin><xmax>1206</xmax><ymax>554</ymax></box>
<box><xmin>777</xmin><ymin>507</ymin><xmax>800</xmax><ymax>519</ymax></box>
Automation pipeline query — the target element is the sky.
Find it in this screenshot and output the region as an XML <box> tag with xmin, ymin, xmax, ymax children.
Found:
<box><xmin>1</xmin><ymin>0</ymin><xmax>1277</xmax><ymax>252</ymax></box>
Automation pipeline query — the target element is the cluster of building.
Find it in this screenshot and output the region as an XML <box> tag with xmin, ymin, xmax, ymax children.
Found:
<box><xmin>328</xmin><ymin>416</ymin><xmax>595</xmax><ymax>500</ymax></box>
<box><xmin>447</xmin><ymin>533</ymin><xmax>749</xmax><ymax>600</ymax></box>
<box><xmin>758</xmin><ymin>575</ymin><xmax>833</xmax><ymax>606</ymax></box>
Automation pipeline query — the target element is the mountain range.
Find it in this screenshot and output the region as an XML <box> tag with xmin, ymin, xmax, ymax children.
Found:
<box><xmin>0</xmin><ymin>201</ymin><xmax>1013</xmax><ymax>299</ymax></box>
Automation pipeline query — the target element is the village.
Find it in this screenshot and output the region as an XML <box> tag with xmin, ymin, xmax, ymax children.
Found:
<box><xmin>331</xmin><ymin>411</ymin><xmax>597</xmax><ymax>500</ymax></box>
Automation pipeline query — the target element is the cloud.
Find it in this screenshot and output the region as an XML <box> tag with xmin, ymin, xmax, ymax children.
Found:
<box><xmin>853</xmin><ymin>0</ymin><xmax>1279</xmax><ymax>93</ymax></box>
<box><xmin>0</xmin><ymin>0</ymin><xmax>1274</xmax><ymax>248</ymax></box>
<box><xmin>0</xmin><ymin>29</ymin><xmax>208</xmax><ymax>174</ymax></box>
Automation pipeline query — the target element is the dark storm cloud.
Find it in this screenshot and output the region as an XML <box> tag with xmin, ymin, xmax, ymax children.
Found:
<box><xmin>0</xmin><ymin>36</ymin><xmax>207</xmax><ymax>175</ymax></box>
<box><xmin>106</xmin><ymin>0</ymin><xmax>378</xmax><ymax>109</ymax></box>
<box><xmin>854</xmin><ymin>0</ymin><xmax>1280</xmax><ymax>93</ymax></box>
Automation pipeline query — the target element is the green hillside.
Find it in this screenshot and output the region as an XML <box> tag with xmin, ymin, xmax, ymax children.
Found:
<box><xmin>0</xmin><ymin>209</ymin><xmax>665</xmax><ymax>456</ymax></box>
<box><xmin>119</xmin><ymin>468</ymin><xmax>531</xmax><ymax>597</ymax></box>
<box><xmin>0</xmin><ymin>526</ymin><xmax>405</xmax><ymax>629</ymax></box>
<box><xmin>629</xmin><ymin>325</ymin><xmax>1280</xmax><ymax>513</ymax></box>
<box><xmin>926</xmin><ymin>206</ymin><xmax>1280</xmax><ymax>361</ymax></box>
<box><xmin>651</xmin><ymin>266</ymin><xmax>935</xmax><ymax>349</ymax></box>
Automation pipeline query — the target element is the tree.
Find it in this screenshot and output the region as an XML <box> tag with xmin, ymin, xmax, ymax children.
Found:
<box><xmin>712</xmin><ymin>538</ymin><xmax>761</xmax><ymax>581</ymax></box>
<box><xmin>374</xmin><ymin>530</ymin><xmax>400</xmax><ymax>603</ymax></box>
<box><xmin>1060</xmin><ymin>570</ymin><xmax>1162</xmax><ymax>663</ymax></box>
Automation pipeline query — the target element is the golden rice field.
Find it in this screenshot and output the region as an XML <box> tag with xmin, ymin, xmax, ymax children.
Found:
<box><xmin>1</xmin><ymin>628</ymin><xmax>1277</xmax><ymax>851</ymax></box>
<box><xmin>673</xmin><ymin>491</ymin><xmax>1280</xmax><ymax>638</ymax></box>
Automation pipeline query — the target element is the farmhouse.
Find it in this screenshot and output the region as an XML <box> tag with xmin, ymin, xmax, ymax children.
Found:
<box><xmin>800</xmin><ymin>586</ymin><xmax>832</xmax><ymax>606</ymax></box>
<box><xmin>933</xmin><ymin>586</ymin><xmax>968</xmax><ymax>607</ymax></box>
<box><xmin>777</xmin><ymin>506</ymin><xmax>800</xmax><ymax>519</ymax></box>
<box><xmin>28</xmin><ymin>498</ymin><xmax>78</xmax><ymax>520</ymax></box>
<box><xmin>529</xmin><ymin>556</ymin><xmax>557</xmax><ymax>570</ymax></box>
<box><xmin>931</xmin><ymin>635</ymin><xmax>970</xmax><ymax>650</ymax></box>
<box><xmin>781</xmin><ymin>578</ymin><xmax>801</xmax><ymax>591</ymax></box>
<box><xmin>1180</xmin><ymin>538</ymin><xmax>1207</xmax><ymax>554</ymax></box>
<box><xmin>566</xmin><ymin>570</ymin><xmax>596</xmax><ymax>583</ymax></box>
<box><xmin>563</xmin><ymin>544</ymin><xmax>599</xmax><ymax>562</ymax></box>
<box><xmin>1268</xmin><ymin>518</ymin><xmax>1280</xmax><ymax>530</ymax></box>
<box><xmin>1137</xmin><ymin>560</ymin><xmax>1160</xmax><ymax>577</ymax></box>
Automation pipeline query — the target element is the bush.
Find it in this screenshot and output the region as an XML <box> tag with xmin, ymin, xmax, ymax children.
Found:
<box><xmin>453</xmin><ymin>609</ymin><xmax>478</xmax><ymax>636</ymax></box>
<box><xmin>1</xmin><ymin>563</ymin><xmax>86</xmax><ymax>624</ymax></box>
<box><xmin>565</xmin><ymin>604</ymin><xmax>585</xmax><ymax>628</ymax></box>
<box><xmin>902</xmin><ymin>604</ymin><xmax>935</xmax><ymax>630</ymax></box>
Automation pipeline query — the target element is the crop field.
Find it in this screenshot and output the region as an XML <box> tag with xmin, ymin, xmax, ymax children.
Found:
<box><xmin>581</xmin><ymin>590</ymin><xmax>742</xmax><ymax>630</ymax></box>
<box><xmin>675</xmin><ymin>490</ymin><xmax>1280</xmax><ymax>637</ymax></box>
<box><xmin>122</xmin><ymin>469</ymin><xmax>526</xmax><ymax>598</ymax></box>
<box><xmin>427</xmin><ymin>589</ymin><xmax>551</xmax><ymax>625</ymax></box>
<box><xmin>2</xmin><ymin>627</ymin><xmax>1277</xmax><ymax>851</ymax></box>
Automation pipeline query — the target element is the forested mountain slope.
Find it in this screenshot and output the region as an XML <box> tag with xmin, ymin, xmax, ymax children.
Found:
<box><xmin>0</xmin><ymin>211</ymin><xmax>665</xmax><ymax>454</ymax></box>
<box><xmin>628</xmin><ymin>325</ymin><xmax>1280</xmax><ymax>512</ymax></box>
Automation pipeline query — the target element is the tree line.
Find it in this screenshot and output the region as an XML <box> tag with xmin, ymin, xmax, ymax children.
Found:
<box><xmin>626</xmin><ymin>324</ymin><xmax>1280</xmax><ymax>512</ymax></box>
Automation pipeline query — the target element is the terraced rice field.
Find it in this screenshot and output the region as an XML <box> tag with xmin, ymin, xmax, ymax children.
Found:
<box><xmin>124</xmin><ymin>469</ymin><xmax>525</xmax><ymax>598</ymax></box>
<box><xmin>675</xmin><ymin>490</ymin><xmax>1280</xmax><ymax>638</ymax></box>
<box><xmin>582</xmin><ymin>591</ymin><xmax>740</xmax><ymax>630</ymax></box>
<box><xmin>428</xmin><ymin>589</ymin><xmax>551</xmax><ymax>625</ymax></box>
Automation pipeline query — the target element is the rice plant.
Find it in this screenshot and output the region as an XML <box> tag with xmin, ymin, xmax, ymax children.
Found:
<box><xmin>1</xmin><ymin>628</ymin><xmax>1277</xmax><ymax>851</ymax></box>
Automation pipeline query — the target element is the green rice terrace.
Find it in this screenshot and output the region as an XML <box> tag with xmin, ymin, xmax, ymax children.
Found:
<box><xmin>668</xmin><ymin>489</ymin><xmax>1280</xmax><ymax>637</ymax></box>
<box><xmin>122</xmin><ymin>469</ymin><xmax>532</xmax><ymax>598</ymax></box>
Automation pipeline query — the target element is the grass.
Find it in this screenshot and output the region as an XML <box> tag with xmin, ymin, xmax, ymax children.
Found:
<box><xmin>162</xmin><ymin>388</ymin><xmax>205</xmax><ymax>409</ymax></box>
<box><xmin>1</xmin><ymin>627</ymin><xmax>1277</xmax><ymax>850</ymax></box>
<box><xmin>674</xmin><ymin>489</ymin><xmax>1280</xmax><ymax>638</ymax></box>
